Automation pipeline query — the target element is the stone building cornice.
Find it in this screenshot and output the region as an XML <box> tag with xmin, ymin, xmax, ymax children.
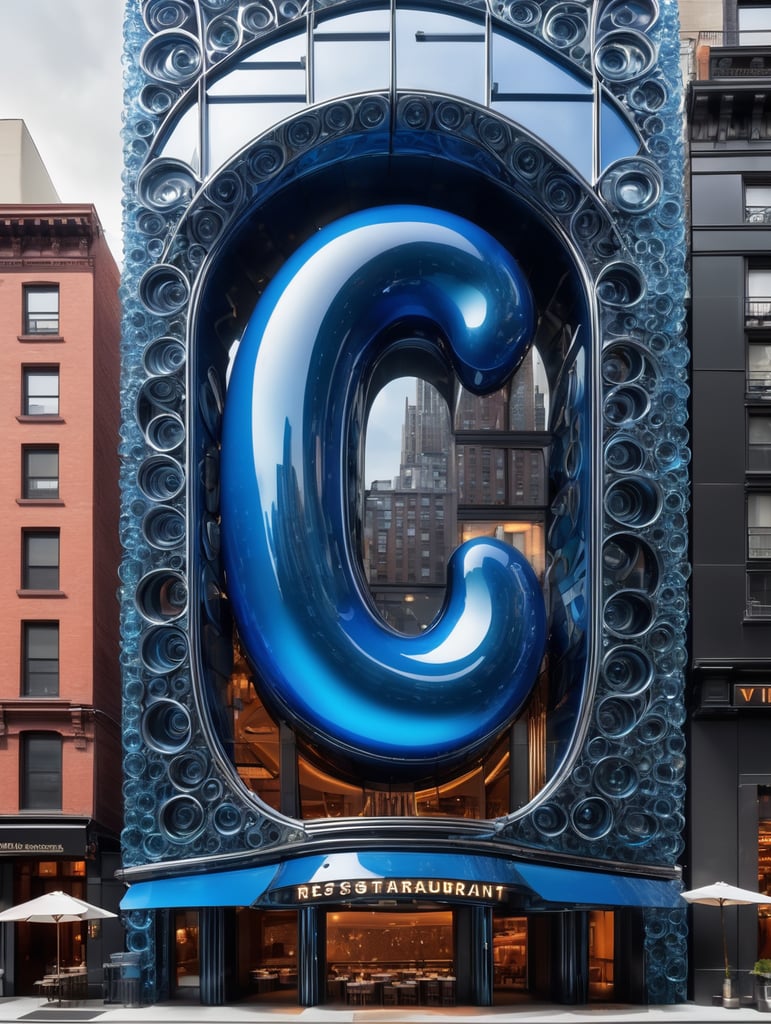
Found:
<box><xmin>0</xmin><ymin>205</ymin><xmax>101</xmax><ymax>262</ymax></box>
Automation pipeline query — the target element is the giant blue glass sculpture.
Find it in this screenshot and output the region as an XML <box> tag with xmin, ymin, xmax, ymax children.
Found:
<box><xmin>221</xmin><ymin>205</ymin><xmax>546</xmax><ymax>779</ymax></box>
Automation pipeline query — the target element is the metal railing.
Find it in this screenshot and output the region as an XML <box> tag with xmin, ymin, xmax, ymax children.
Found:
<box><xmin>746</xmin><ymin>599</ymin><xmax>771</xmax><ymax>617</ymax></box>
<box><xmin>747</xmin><ymin>297</ymin><xmax>771</xmax><ymax>326</ymax></box>
<box><xmin>746</xmin><ymin>206</ymin><xmax>771</xmax><ymax>225</ymax></box>
<box><xmin>748</xmin><ymin>526</ymin><xmax>771</xmax><ymax>559</ymax></box>
<box><xmin>694</xmin><ymin>32</ymin><xmax>771</xmax><ymax>80</ymax></box>
<box><xmin>747</xmin><ymin>371</ymin><xmax>771</xmax><ymax>395</ymax></box>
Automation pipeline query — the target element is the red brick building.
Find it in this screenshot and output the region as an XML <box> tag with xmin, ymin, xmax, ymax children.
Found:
<box><xmin>0</xmin><ymin>120</ymin><xmax>124</xmax><ymax>996</ymax></box>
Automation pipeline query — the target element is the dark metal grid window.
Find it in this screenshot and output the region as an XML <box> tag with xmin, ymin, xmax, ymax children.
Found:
<box><xmin>23</xmin><ymin>367</ymin><xmax>59</xmax><ymax>416</ymax></box>
<box><xmin>21</xmin><ymin>733</ymin><xmax>62</xmax><ymax>810</ymax></box>
<box><xmin>22</xmin><ymin>622</ymin><xmax>59</xmax><ymax>696</ymax></box>
<box><xmin>22</xmin><ymin>446</ymin><xmax>59</xmax><ymax>499</ymax></box>
<box><xmin>747</xmin><ymin>570</ymin><xmax>771</xmax><ymax>617</ymax></box>
<box><xmin>22</xmin><ymin>530</ymin><xmax>60</xmax><ymax>590</ymax></box>
<box><xmin>747</xmin><ymin>268</ymin><xmax>771</xmax><ymax>328</ymax></box>
<box><xmin>748</xmin><ymin>338</ymin><xmax>771</xmax><ymax>395</ymax></box>
<box><xmin>23</xmin><ymin>285</ymin><xmax>59</xmax><ymax>334</ymax></box>
<box><xmin>738</xmin><ymin>2</ymin><xmax>771</xmax><ymax>45</ymax></box>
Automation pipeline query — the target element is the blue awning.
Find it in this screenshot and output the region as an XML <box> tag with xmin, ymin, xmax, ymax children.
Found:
<box><xmin>515</xmin><ymin>861</ymin><xmax>683</xmax><ymax>909</ymax></box>
<box><xmin>120</xmin><ymin>863</ymin><xmax>278</xmax><ymax>910</ymax></box>
<box><xmin>119</xmin><ymin>851</ymin><xmax>681</xmax><ymax>911</ymax></box>
<box><xmin>265</xmin><ymin>850</ymin><xmax>528</xmax><ymax>890</ymax></box>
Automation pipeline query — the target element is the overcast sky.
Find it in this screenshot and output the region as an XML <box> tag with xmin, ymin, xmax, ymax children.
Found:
<box><xmin>0</xmin><ymin>1</ymin><xmax>125</xmax><ymax>260</ymax></box>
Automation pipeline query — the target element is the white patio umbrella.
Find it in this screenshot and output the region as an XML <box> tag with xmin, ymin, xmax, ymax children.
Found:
<box><xmin>681</xmin><ymin>880</ymin><xmax>769</xmax><ymax>979</ymax></box>
<box><xmin>0</xmin><ymin>890</ymin><xmax>117</xmax><ymax>1002</ymax></box>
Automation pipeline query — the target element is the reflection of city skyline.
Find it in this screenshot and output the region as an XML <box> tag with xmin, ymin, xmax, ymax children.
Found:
<box><xmin>366</xmin><ymin>351</ymin><xmax>548</xmax><ymax>488</ymax></box>
<box><xmin>363</xmin><ymin>357</ymin><xmax>548</xmax><ymax>634</ymax></box>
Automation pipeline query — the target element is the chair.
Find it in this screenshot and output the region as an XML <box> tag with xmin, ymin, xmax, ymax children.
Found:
<box><xmin>34</xmin><ymin>977</ymin><xmax>58</xmax><ymax>1003</ymax></box>
<box><xmin>382</xmin><ymin>984</ymin><xmax>399</xmax><ymax>1006</ymax></box>
<box><xmin>440</xmin><ymin>978</ymin><xmax>456</xmax><ymax>1005</ymax></box>
<box><xmin>424</xmin><ymin>980</ymin><xmax>441</xmax><ymax>1005</ymax></box>
<box><xmin>399</xmin><ymin>982</ymin><xmax>418</xmax><ymax>1005</ymax></box>
<box><xmin>347</xmin><ymin>981</ymin><xmax>374</xmax><ymax>1005</ymax></box>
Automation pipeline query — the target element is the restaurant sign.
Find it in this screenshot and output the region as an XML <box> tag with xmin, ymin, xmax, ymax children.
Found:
<box><xmin>281</xmin><ymin>877</ymin><xmax>508</xmax><ymax>904</ymax></box>
<box><xmin>0</xmin><ymin>825</ymin><xmax>86</xmax><ymax>857</ymax></box>
<box><xmin>733</xmin><ymin>685</ymin><xmax>771</xmax><ymax>707</ymax></box>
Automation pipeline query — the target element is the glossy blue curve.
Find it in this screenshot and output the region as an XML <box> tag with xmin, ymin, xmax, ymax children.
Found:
<box><xmin>220</xmin><ymin>205</ymin><xmax>547</xmax><ymax>781</ymax></box>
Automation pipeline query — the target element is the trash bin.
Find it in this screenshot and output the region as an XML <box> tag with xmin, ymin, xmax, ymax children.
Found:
<box><xmin>119</xmin><ymin>952</ymin><xmax>142</xmax><ymax>1008</ymax></box>
<box><xmin>103</xmin><ymin>956</ymin><xmax>122</xmax><ymax>1004</ymax></box>
<box><xmin>104</xmin><ymin>952</ymin><xmax>141</xmax><ymax>1007</ymax></box>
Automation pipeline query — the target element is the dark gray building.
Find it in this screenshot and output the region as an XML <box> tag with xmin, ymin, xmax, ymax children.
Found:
<box><xmin>687</xmin><ymin>20</ymin><xmax>771</xmax><ymax>1005</ymax></box>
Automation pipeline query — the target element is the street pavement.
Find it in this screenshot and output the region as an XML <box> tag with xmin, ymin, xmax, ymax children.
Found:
<box><xmin>0</xmin><ymin>994</ymin><xmax>770</xmax><ymax>1023</ymax></box>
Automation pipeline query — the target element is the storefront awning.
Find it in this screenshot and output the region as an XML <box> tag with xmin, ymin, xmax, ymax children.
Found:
<box><xmin>265</xmin><ymin>850</ymin><xmax>525</xmax><ymax>890</ymax></box>
<box><xmin>120</xmin><ymin>850</ymin><xmax>682</xmax><ymax>911</ymax></box>
<box><xmin>515</xmin><ymin>861</ymin><xmax>683</xmax><ymax>909</ymax></box>
<box><xmin>120</xmin><ymin>863</ymin><xmax>278</xmax><ymax>910</ymax></box>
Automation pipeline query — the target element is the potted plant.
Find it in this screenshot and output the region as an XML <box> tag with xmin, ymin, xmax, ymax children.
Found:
<box><xmin>723</xmin><ymin>968</ymin><xmax>737</xmax><ymax>1006</ymax></box>
<box><xmin>752</xmin><ymin>959</ymin><xmax>771</xmax><ymax>1012</ymax></box>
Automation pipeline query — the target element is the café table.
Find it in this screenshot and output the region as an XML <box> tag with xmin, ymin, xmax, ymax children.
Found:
<box><xmin>249</xmin><ymin>970</ymin><xmax>278</xmax><ymax>994</ymax></box>
<box><xmin>390</xmin><ymin>980</ymin><xmax>418</xmax><ymax>1005</ymax></box>
<box><xmin>326</xmin><ymin>975</ymin><xmax>348</xmax><ymax>1001</ymax></box>
<box><xmin>34</xmin><ymin>968</ymin><xmax>87</xmax><ymax>1004</ymax></box>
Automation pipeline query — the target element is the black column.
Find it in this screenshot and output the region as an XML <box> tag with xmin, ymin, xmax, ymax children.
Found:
<box><xmin>298</xmin><ymin>906</ymin><xmax>325</xmax><ymax>1006</ymax></box>
<box><xmin>199</xmin><ymin>908</ymin><xmax>230</xmax><ymax>1005</ymax></box>
<box><xmin>470</xmin><ymin>905</ymin><xmax>494</xmax><ymax>1006</ymax></box>
<box><xmin>550</xmin><ymin>910</ymin><xmax>589</xmax><ymax>1004</ymax></box>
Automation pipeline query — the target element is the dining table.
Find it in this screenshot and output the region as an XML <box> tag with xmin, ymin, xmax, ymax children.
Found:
<box><xmin>34</xmin><ymin>967</ymin><xmax>87</xmax><ymax>1004</ymax></box>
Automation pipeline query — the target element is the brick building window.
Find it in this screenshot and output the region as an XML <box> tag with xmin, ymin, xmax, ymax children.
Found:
<box><xmin>21</xmin><ymin>733</ymin><xmax>62</xmax><ymax>810</ymax></box>
<box><xmin>23</xmin><ymin>285</ymin><xmax>59</xmax><ymax>334</ymax></box>
<box><xmin>22</xmin><ymin>622</ymin><xmax>59</xmax><ymax>696</ymax></box>
<box><xmin>22</xmin><ymin>446</ymin><xmax>59</xmax><ymax>499</ymax></box>
<box><xmin>22</xmin><ymin>530</ymin><xmax>60</xmax><ymax>590</ymax></box>
<box><xmin>23</xmin><ymin>367</ymin><xmax>59</xmax><ymax>416</ymax></box>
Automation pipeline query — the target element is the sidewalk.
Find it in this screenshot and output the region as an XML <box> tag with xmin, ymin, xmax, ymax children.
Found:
<box><xmin>1</xmin><ymin>995</ymin><xmax>769</xmax><ymax>1023</ymax></box>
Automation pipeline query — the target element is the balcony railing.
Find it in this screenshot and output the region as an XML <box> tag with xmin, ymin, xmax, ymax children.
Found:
<box><xmin>749</xmin><ymin>526</ymin><xmax>771</xmax><ymax>559</ymax></box>
<box><xmin>747</xmin><ymin>569</ymin><xmax>771</xmax><ymax>617</ymax></box>
<box><xmin>746</xmin><ymin>206</ymin><xmax>771</xmax><ymax>225</ymax></box>
<box><xmin>749</xmin><ymin>444</ymin><xmax>771</xmax><ymax>472</ymax></box>
<box><xmin>747</xmin><ymin>297</ymin><xmax>771</xmax><ymax>327</ymax></box>
<box><xmin>746</xmin><ymin>599</ymin><xmax>771</xmax><ymax>617</ymax></box>
<box><xmin>695</xmin><ymin>33</ymin><xmax>771</xmax><ymax>80</ymax></box>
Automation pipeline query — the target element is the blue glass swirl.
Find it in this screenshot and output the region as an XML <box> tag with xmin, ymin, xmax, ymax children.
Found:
<box><xmin>221</xmin><ymin>205</ymin><xmax>546</xmax><ymax>781</ymax></box>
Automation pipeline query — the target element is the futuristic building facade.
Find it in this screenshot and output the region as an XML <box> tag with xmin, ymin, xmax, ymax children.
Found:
<box><xmin>119</xmin><ymin>0</ymin><xmax>689</xmax><ymax>1006</ymax></box>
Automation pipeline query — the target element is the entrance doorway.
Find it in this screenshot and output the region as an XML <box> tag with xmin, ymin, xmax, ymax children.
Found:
<box><xmin>588</xmin><ymin>910</ymin><xmax>615</xmax><ymax>1001</ymax></box>
<box><xmin>326</xmin><ymin>908</ymin><xmax>455</xmax><ymax>1006</ymax></box>
<box><xmin>493</xmin><ymin>915</ymin><xmax>528</xmax><ymax>993</ymax></box>
<box><xmin>173</xmin><ymin>910</ymin><xmax>199</xmax><ymax>998</ymax></box>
